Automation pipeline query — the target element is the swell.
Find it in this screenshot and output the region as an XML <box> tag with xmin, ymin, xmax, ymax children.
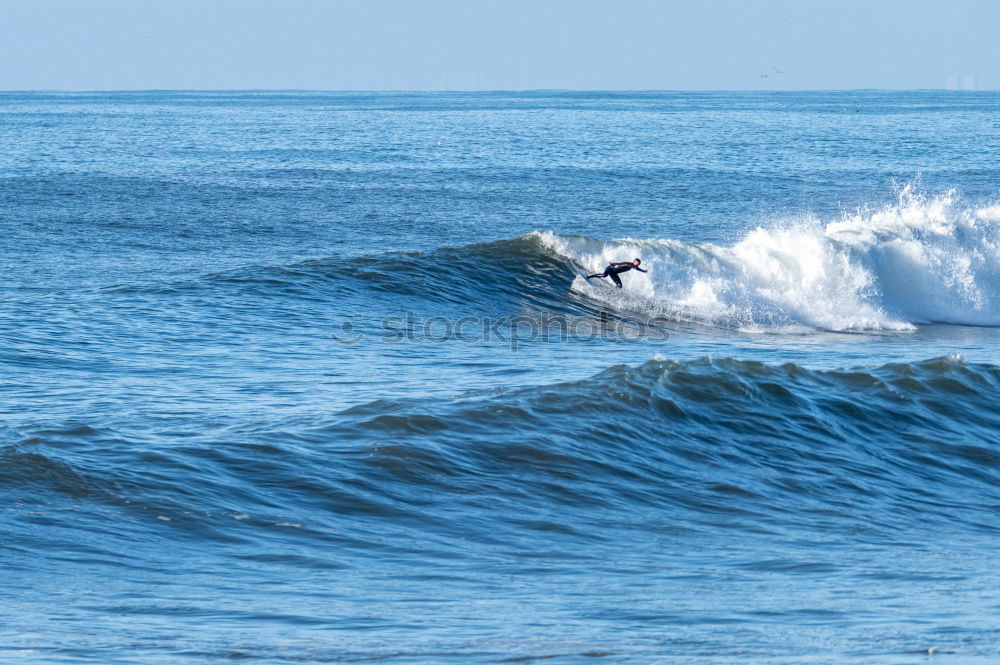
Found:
<box><xmin>5</xmin><ymin>356</ymin><xmax>1000</xmax><ymax>549</ymax></box>
<box><xmin>329</xmin><ymin>355</ymin><xmax>1000</xmax><ymax>532</ymax></box>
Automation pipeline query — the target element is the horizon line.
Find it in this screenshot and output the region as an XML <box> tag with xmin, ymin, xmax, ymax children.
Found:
<box><xmin>0</xmin><ymin>87</ymin><xmax>995</xmax><ymax>94</ymax></box>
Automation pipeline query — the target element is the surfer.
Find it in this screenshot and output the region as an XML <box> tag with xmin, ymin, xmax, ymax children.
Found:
<box><xmin>587</xmin><ymin>259</ymin><xmax>647</xmax><ymax>288</ymax></box>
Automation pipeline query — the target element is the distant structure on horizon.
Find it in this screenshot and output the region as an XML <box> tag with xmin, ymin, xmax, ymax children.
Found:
<box><xmin>945</xmin><ymin>74</ymin><xmax>977</xmax><ymax>90</ymax></box>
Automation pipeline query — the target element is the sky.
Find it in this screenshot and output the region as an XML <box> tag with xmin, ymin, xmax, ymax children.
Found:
<box><xmin>1</xmin><ymin>0</ymin><xmax>997</xmax><ymax>90</ymax></box>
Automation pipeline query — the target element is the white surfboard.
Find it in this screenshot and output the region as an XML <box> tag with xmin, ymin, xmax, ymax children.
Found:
<box><xmin>567</xmin><ymin>259</ymin><xmax>612</xmax><ymax>288</ymax></box>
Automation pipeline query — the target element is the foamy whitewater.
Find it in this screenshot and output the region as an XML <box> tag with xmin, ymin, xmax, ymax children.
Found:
<box><xmin>4</xmin><ymin>91</ymin><xmax>1000</xmax><ymax>665</ymax></box>
<box><xmin>545</xmin><ymin>187</ymin><xmax>1000</xmax><ymax>331</ymax></box>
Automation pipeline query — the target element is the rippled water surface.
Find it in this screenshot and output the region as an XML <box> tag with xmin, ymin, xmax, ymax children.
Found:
<box><xmin>3</xmin><ymin>91</ymin><xmax>1000</xmax><ymax>664</ymax></box>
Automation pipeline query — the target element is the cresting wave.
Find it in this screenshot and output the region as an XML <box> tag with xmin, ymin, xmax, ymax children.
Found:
<box><xmin>542</xmin><ymin>187</ymin><xmax>1000</xmax><ymax>331</ymax></box>
<box><xmin>90</xmin><ymin>188</ymin><xmax>1000</xmax><ymax>334</ymax></box>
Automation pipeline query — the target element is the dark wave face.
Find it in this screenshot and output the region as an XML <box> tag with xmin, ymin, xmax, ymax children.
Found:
<box><xmin>4</xmin><ymin>91</ymin><xmax>1000</xmax><ymax>664</ymax></box>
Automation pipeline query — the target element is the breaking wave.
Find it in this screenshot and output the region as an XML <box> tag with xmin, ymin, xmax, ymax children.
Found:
<box><xmin>542</xmin><ymin>187</ymin><xmax>1000</xmax><ymax>331</ymax></box>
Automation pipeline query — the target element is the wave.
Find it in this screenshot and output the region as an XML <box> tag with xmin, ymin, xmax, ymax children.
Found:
<box><xmin>329</xmin><ymin>355</ymin><xmax>1000</xmax><ymax>531</ymax></box>
<box><xmin>542</xmin><ymin>186</ymin><xmax>1000</xmax><ymax>331</ymax></box>
<box><xmin>90</xmin><ymin>186</ymin><xmax>1000</xmax><ymax>333</ymax></box>
<box><xmin>6</xmin><ymin>356</ymin><xmax>1000</xmax><ymax>543</ymax></box>
<box><xmin>98</xmin><ymin>234</ymin><xmax>594</xmax><ymax>322</ymax></box>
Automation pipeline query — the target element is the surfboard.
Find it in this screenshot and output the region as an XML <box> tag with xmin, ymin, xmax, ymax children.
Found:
<box><xmin>567</xmin><ymin>259</ymin><xmax>612</xmax><ymax>288</ymax></box>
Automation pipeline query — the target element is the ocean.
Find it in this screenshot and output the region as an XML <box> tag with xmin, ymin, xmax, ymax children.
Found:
<box><xmin>2</xmin><ymin>90</ymin><xmax>999</xmax><ymax>664</ymax></box>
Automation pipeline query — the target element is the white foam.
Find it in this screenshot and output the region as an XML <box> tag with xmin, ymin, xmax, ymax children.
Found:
<box><xmin>536</xmin><ymin>187</ymin><xmax>1000</xmax><ymax>332</ymax></box>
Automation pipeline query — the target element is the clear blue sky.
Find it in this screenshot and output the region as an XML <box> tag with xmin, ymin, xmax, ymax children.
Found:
<box><xmin>2</xmin><ymin>0</ymin><xmax>997</xmax><ymax>90</ymax></box>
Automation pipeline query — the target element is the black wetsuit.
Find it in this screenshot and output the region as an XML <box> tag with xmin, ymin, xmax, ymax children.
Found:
<box><xmin>588</xmin><ymin>262</ymin><xmax>647</xmax><ymax>288</ymax></box>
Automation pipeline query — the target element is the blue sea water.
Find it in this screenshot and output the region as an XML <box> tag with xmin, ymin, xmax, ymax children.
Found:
<box><xmin>2</xmin><ymin>90</ymin><xmax>1000</xmax><ymax>664</ymax></box>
